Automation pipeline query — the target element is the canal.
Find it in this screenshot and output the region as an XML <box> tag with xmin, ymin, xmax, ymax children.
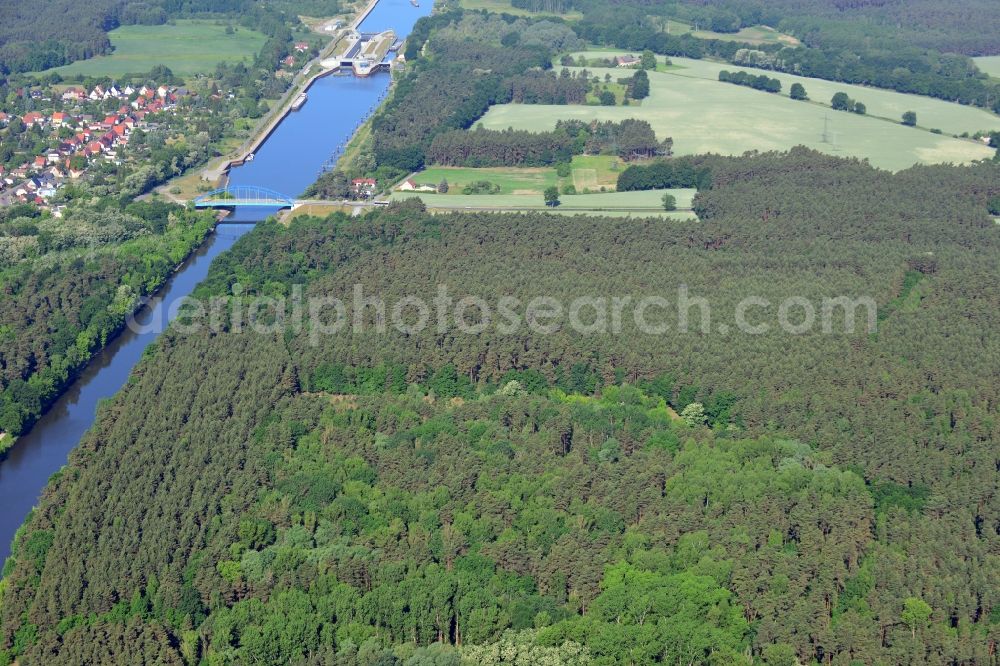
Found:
<box><xmin>0</xmin><ymin>0</ymin><xmax>435</xmax><ymax>568</ymax></box>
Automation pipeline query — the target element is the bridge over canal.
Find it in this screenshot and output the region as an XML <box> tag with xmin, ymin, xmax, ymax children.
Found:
<box><xmin>193</xmin><ymin>186</ymin><xmax>297</xmax><ymax>209</ymax></box>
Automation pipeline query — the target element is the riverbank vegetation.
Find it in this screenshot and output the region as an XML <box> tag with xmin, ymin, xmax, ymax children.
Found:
<box><xmin>0</xmin><ymin>199</ymin><xmax>216</xmax><ymax>442</ymax></box>
<box><xmin>4</xmin><ymin>150</ymin><xmax>1000</xmax><ymax>664</ymax></box>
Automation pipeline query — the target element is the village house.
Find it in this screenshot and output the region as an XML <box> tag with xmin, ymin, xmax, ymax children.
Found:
<box><xmin>398</xmin><ymin>179</ymin><xmax>437</xmax><ymax>193</ymax></box>
<box><xmin>282</xmin><ymin>55</ymin><xmax>296</xmax><ymax>67</ymax></box>
<box><xmin>351</xmin><ymin>178</ymin><xmax>377</xmax><ymax>198</ymax></box>
<box><xmin>294</xmin><ymin>42</ymin><xmax>309</xmax><ymax>52</ymax></box>
<box><xmin>62</xmin><ymin>87</ymin><xmax>86</xmax><ymax>102</ymax></box>
<box><xmin>22</xmin><ymin>112</ymin><xmax>44</xmax><ymax>127</ymax></box>
<box><xmin>51</xmin><ymin>111</ymin><xmax>68</xmax><ymax>127</ymax></box>
<box><xmin>616</xmin><ymin>55</ymin><xmax>640</xmax><ymax>67</ymax></box>
<box><xmin>66</xmin><ymin>161</ymin><xmax>86</xmax><ymax>179</ymax></box>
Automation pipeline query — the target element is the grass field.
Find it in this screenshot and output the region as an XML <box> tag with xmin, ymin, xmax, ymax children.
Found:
<box><xmin>664</xmin><ymin>20</ymin><xmax>800</xmax><ymax>46</ymax></box>
<box><xmin>587</xmin><ymin>82</ymin><xmax>630</xmax><ymax>106</ymax></box>
<box><xmin>391</xmin><ymin>188</ymin><xmax>696</xmax><ymax>212</ymax></box>
<box><xmin>404</xmin><ymin>167</ymin><xmax>559</xmax><ymax>195</ymax></box>
<box><xmin>570</xmin><ymin>155</ymin><xmax>627</xmax><ymax>191</ymax></box>
<box><xmin>457</xmin><ymin>0</ymin><xmax>583</xmax><ymax>19</ymax></box>
<box><xmin>974</xmin><ymin>56</ymin><xmax>1000</xmax><ymax>79</ymax></box>
<box><xmin>37</xmin><ymin>21</ymin><xmax>268</xmax><ymax>79</ymax></box>
<box><xmin>480</xmin><ymin>54</ymin><xmax>999</xmax><ymax>171</ymax></box>
<box><xmin>404</xmin><ymin>157</ymin><xmax>628</xmax><ymax>198</ymax></box>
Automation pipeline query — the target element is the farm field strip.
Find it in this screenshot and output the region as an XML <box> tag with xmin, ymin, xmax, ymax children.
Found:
<box><xmin>390</xmin><ymin>187</ymin><xmax>696</xmax><ymax>211</ymax></box>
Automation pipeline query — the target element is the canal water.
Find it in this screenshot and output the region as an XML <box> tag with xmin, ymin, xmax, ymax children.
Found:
<box><xmin>228</xmin><ymin>0</ymin><xmax>435</xmax><ymax>214</ymax></box>
<box><xmin>0</xmin><ymin>0</ymin><xmax>434</xmax><ymax>567</ymax></box>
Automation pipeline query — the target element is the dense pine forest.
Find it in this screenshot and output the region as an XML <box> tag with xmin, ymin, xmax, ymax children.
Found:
<box><xmin>3</xmin><ymin>150</ymin><xmax>999</xmax><ymax>664</ymax></box>
<box><xmin>4</xmin><ymin>0</ymin><xmax>1000</xmax><ymax>664</ymax></box>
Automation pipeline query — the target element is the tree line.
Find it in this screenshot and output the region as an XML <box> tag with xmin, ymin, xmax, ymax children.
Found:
<box><xmin>425</xmin><ymin>119</ymin><xmax>670</xmax><ymax>168</ymax></box>
<box><xmin>0</xmin><ymin>200</ymin><xmax>216</xmax><ymax>442</ymax></box>
<box><xmin>718</xmin><ymin>70</ymin><xmax>782</xmax><ymax>94</ymax></box>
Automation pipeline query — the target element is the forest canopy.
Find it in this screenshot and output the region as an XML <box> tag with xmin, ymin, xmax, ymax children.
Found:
<box><xmin>3</xmin><ymin>150</ymin><xmax>1000</xmax><ymax>664</ymax></box>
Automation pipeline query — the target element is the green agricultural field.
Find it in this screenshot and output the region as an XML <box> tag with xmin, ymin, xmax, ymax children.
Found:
<box><xmin>974</xmin><ymin>56</ymin><xmax>1000</xmax><ymax>79</ymax></box>
<box><xmin>480</xmin><ymin>55</ymin><xmax>999</xmax><ymax>171</ymax></box>
<box><xmin>391</xmin><ymin>187</ymin><xmax>696</xmax><ymax>213</ymax></box>
<box><xmin>38</xmin><ymin>21</ymin><xmax>268</xmax><ymax>79</ymax></box>
<box><xmin>402</xmin><ymin>166</ymin><xmax>558</xmax><ymax>195</ymax></box>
